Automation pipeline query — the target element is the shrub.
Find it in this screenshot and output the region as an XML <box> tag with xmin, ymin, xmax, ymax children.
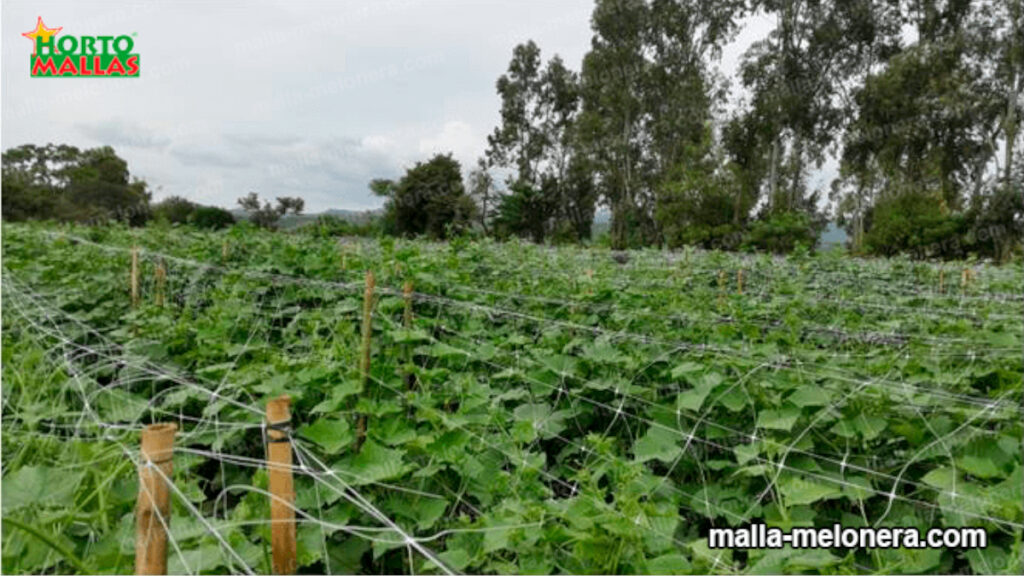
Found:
<box><xmin>743</xmin><ymin>212</ymin><xmax>819</xmax><ymax>254</ymax></box>
<box><xmin>152</xmin><ymin>196</ymin><xmax>196</xmax><ymax>225</ymax></box>
<box><xmin>189</xmin><ymin>206</ymin><xmax>235</xmax><ymax>230</ymax></box>
<box><xmin>863</xmin><ymin>192</ymin><xmax>967</xmax><ymax>259</ymax></box>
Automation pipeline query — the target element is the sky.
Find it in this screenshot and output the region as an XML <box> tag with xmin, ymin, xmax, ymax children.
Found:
<box><xmin>2</xmin><ymin>0</ymin><xmax>775</xmax><ymax>213</ymax></box>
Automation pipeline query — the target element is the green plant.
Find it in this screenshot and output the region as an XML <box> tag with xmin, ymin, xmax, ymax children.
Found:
<box><xmin>2</xmin><ymin>222</ymin><xmax>1021</xmax><ymax>575</ymax></box>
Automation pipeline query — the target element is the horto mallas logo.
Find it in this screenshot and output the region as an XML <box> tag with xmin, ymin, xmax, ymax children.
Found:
<box><xmin>23</xmin><ymin>17</ymin><xmax>140</xmax><ymax>77</ymax></box>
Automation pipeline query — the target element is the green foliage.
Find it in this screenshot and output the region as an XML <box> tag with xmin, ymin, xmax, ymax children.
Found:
<box><xmin>490</xmin><ymin>184</ymin><xmax>551</xmax><ymax>242</ymax></box>
<box><xmin>742</xmin><ymin>212</ymin><xmax>820</xmax><ymax>254</ymax></box>
<box><xmin>153</xmin><ymin>197</ymin><xmax>235</xmax><ymax>230</ymax></box>
<box><xmin>152</xmin><ymin>195</ymin><xmax>197</xmax><ymax>225</ymax></box>
<box><xmin>863</xmin><ymin>192</ymin><xmax>968</xmax><ymax>259</ymax></box>
<box><xmin>375</xmin><ymin>153</ymin><xmax>475</xmax><ymax>239</ymax></box>
<box><xmin>237</xmin><ymin>192</ymin><xmax>304</xmax><ymax>229</ymax></box>
<box><xmin>656</xmin><ymin>131</ymin><xmax>752</xmax><ymax>250</ymax></box>
<box><xmin>485</xmin><ymin>42</ymin><xmax>595</xmax><ymax>244</ymax></box>
<box><xmin>190</xmin><ymin>205</ymin><xmax>236</xmax><ymax>230</ymax></box>
<box><xmin>304</xmin><ymin>214</ymin><xmax>382</xmax><ymax>238</ymax></box>
<box><xmin>3</xmin><ymin>222</ymin><xmax>1021</xmax><ymax>574</ymax></box>
<box><xmin>1</xmin><ymin>143</ymin><xmax>150</xmax><ymax>225</ymax></box>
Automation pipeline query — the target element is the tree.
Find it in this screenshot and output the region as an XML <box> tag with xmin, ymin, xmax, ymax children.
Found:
<box><xmin>578</xmin><ymin>0</ymin><xmax>650</xmax><ymax>249</ymax></box>
<box><xmin>467</xmin><ymin>158</ymin><xmax>494</xmax><ymax>234</ymax></box>
<box><xmin>487</xmin><ymin>43</ymin><xmax>594</xmax><ymax>242</ymax></box>
<box><xmin>2</xmin><ymin>143</ymin><xmax>150</xmax><ymax>225</ymax></box>
<box><xmin>488</xmin><ymin>41</ymin><xmax>547</xmax><ymax>190</ymax></box>
<box><xmin>579</xmin><ymin>0</ymin><xmax>741</xmax><ymax>248</ymax></box>
<box><xmin>237</xmin><ymin>192</ymin><xmax>304</xmax><ymax>229</ymax></box>
<box><xmin>491</xmin><ymin>183</ymin><xmax>550</xmax><ymax>242</ymax></box>
<box><xmin>737</xmin><ymin>0</ymin><xmax>902</xmax><ymax>229</ymax></box>
<box><xmin>374</xmin><ymin>153</ymin><xmax>475</xmax><ymax>239</ymax></box>
<box><xmin>656</xmin><ymin>127</ymin><xmax>749</xmax><ymax>249</ymax></box>
<box><xmin>559</xmin><ymin>154</ymin><xmax>598</xmax><ymax>242</ymax></box>
<box><xmin>833</xmin><ymin>0</ymin><xmax>1015</xmax><ymax>258</ymax></box>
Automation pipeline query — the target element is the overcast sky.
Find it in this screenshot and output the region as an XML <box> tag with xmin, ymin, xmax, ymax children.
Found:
<box><xmin>3</xmin><ymin>1</ymin><xmax>775</xmax><ymax>212</ymax></box>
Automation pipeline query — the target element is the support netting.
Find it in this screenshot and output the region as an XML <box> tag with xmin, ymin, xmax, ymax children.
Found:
<box><xmin>2</xmin><ymin>224</ymin><xmax>1022</xmax><ymax>574</ymax></box>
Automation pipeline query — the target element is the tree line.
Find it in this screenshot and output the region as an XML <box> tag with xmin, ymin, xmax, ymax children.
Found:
<box><xmin>4</xmin><ymin>1</ymin><xmax>1020</xmax><ymax>261</ymax></box>
<box><xmin>1</xmin><ymin>144</ymin><xmax>305</xmax><ymax>230</ymax></box>
<box><xmin>378</xmin><ymin>0</ymin><xmax>1023</xmax><ymax>260</ymax></box>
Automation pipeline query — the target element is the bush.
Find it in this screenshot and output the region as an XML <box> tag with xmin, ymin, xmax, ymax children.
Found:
<box><xmin>152</xmin><ymin>196</ymin><xmax>196</xmax><ymax>225</ymax></box>
<box><xmin>742</xmin><ymin>212</ymin><xmax>819</xmax><ymax>254</ymax></box>
<box><xmin>304</xmin><ymin>215</ymin><xmax>381</xmax><ymax>238</ymax></box>
<box><xmin>189</xmin><ymin>206</ymin><xmax>235</xmax><ymax>230</ymax></box>
<box><xmin>863</xmin><ymin>192</ymin><xmax>967</xmax><ymax>259</ymax></box>
<box><xmin>152</xmin><ymin>197</ymin><xmax>235</xmax><ymax>230</ymax></box>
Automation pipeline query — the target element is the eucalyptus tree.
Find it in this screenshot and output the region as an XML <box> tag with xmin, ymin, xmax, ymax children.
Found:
<box><xmin>487</xmin><ymin>42</ymin><xmax>594</xmax><ymax>242</ymax></box>
<box><xmin>579</xmin><ymin>0</ymin><xmax>742</xmax><ymax>249</ymax></box>
<box><xmin>738</xmin><ymin>0</ymin><xmax>900</xmax><ymax>222</ymax></box>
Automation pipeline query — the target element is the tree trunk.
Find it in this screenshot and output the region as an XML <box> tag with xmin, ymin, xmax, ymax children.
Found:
<box><xmin>1004</xmin><ymin>69</ymin><xmax>1019</xmax><ymax>192</ymax></box>
<box><xmin>1005</xmin><ymin>0</ymin><xmax>1022</xmax><ymax>192</ymax></box>
<box><xmin>790</xmin><ymin>135</ymin><xmax>804</xmax><ymax>212</ymax></box>
<box><xmin>769</xmin><ymin>136</ymin><xmax>780</xmax><ymax>213</ymax></box>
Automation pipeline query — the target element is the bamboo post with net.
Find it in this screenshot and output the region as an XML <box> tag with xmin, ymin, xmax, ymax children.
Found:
<box><xmin>135</xmin><ymin>423</ymin><xmax>177</xmax><ymax>575</ymax></box>
<box><xmin>266</xmin><ymin>396</ymin><xmax>296</xmax><ymax>575</ymax></box>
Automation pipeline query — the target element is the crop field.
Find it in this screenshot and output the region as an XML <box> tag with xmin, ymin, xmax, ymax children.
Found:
<box><xmin>1</xmin><ymin>222</ymin><xmax>1022</xmax><ymax>575</ymax></box>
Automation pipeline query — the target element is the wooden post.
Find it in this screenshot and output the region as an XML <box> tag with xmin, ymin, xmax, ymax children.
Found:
<box><xmin>131</xmin><ymin>247</ymin><xmax>140</xmax><ymax>308</ymax></box>
<box><xmin>961</xmin><ymin>268</ymin><xmax>968</xmax><ymax>295</ymax></box>
<box><xmin>402</xmin><ymin>280</ymin><xmax>414</xmax><ymax>329</ymax></box>
<box><xmin>266</xmin><ymin>396</ymin><xmax>296</xmax><ymax>575</ymax></box>
<box><xmin>717</xmin><ymin>270</ymin><xmax>726</xmax><ymax>308</ymax></box>
<box><xmin>403</xmin><ymin>280</ymin><xmax>415</xmax><ymax>390</ymax></box>
<box><xmin>360</xmin><ymin>271</ymin><xmax>375</xmax><ymax>380</ymax></box>
<box><xmin>737</xmin><ymin>269</ymin><xmax>744</xmax><ymax>295</ymax></box>
<box><xmin>356</xmin><ymin>271</ymin><xmax>375</xmax><ymax>449</ymax></box>
<box><xmin>154</xmin><ymin>262</ymin><xmax>166</xmax><ymax>307</ymax></box>
<box><xmin>939</xmin><ymin>269</ymin><xmax>945</xmax><ymax>294</ymax></box>
<box><xmin>135</xmin><ymin>423</ymin><xmax>177</xmax><ymax>575</ymax></box>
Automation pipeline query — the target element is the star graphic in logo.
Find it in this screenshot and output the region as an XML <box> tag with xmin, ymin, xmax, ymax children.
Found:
<box><xmin>22</xmin><ymin>17</ymin><xmax>62</xmax><ymax>53</ymax></box>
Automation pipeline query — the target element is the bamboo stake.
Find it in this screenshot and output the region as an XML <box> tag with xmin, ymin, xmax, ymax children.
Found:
<box><xmin>403</xmin><ymin>280</ymin><xmax>414</xmax><ymax>328</ymax></box>
<box><xmin>737</xmin><ymin>269</ymin><xmax>744</xmax><ymax>295</ymax></box>
<box><xmin>266</xmin><ymin>396</ymin><xmax>296</xmax><ymax>575</ymax></box>
<box><xmin>961</xmin><ymin>268</ymin><xmax>968</xmax><ymax>295</ymax></box>
<box><xmin>360</xmin><ymin>270</ymin><xmax>375</xmax><ymax>380</ymax></box>
<box><xmin>717</xmin><ymin>270</ymin><xmax>726</xmax><ymax>308</ymax></box>
<box><xmin>221</xmin><ymin>240</ymin><xmax>229</xmax><ymax>262</ymax></box>
<box><xmin>154</xmin><ymin>262</ymin><xmax>166</xmax><ymax>307</ymax></box>
<box><xmin>130</xmin><ymin>247</ymin><xmax>140</xmax><ymax>308</ymax></box>
<box><xmin>938</xmin><ymin>269</ymin><xmax>945</xmax><ymax>294</ymax></box>
<box><xmin>135</xmin><ymin>423</ymin><xmax>177</xmax><ymax>575</ymax></box>
<box><xmin>403</xmin><ymin>280</ymin><xmax>415</xmax><ymax>390</ymax></box>
<box><xmin>356</xmin><ymin>270</ymin><xmax>375</xmax><ymax>449</ymax></box>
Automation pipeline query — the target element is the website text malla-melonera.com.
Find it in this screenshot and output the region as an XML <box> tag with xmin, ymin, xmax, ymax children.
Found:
<box><xmin>708</xmin><ymin>523</ymin><xmax>987</xmax><ymax>550</ymax></box>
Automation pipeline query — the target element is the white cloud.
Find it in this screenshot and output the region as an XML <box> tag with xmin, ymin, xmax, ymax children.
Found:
<box><xmin>417</xmin><ymin>120</ymin><xmax>480</xmax><ymax>167</ymax></box>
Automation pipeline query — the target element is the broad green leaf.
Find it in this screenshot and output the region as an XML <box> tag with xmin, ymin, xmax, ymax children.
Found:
<box><xmin>788</xmin><ymin>386</ymin><xmax>830</xmax><ymax>407</ymax></box>
<box><xmin>756</xmin><ymin>408</ymin><xmax>801</xmax><ymax>432</ymax></box>
<box><xmin>646</xmin><ymin>552</ymin><xmax>691</xmax><ymax>574</ymax></box>
<box><xmin>778</xmin><ymin>475</ymin><xmax>842</xmax><ymax>506</ymax></box>
<box><xmin>634</xmin><ymin>426</ymin><xmax>683</xmax><ymax>463</ymax></box>
<box><xmin>335</xmin><ymin>441</ymin><xmax>411</xmax><ymax>485</ymax></box>
<box><xmin>2</xmin><ymin>466</ymin><xmax>84</xmax><ymax>510</ymax></box>
<box><xmin>298</xmin><ymin>418</ymin><xmax>353</xmax><ymax>454</ymax></box>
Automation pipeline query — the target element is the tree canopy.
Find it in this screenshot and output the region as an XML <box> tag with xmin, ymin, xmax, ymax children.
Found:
<box><xmin>2</xmin><ymin>144</ymin><xmax>151</xmax><ymax>225</ymax></box>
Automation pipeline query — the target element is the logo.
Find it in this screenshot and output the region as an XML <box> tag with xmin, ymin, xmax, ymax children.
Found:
<box><xmin>23</xmin><ymin>17</ymin><xmax>139</xmax><ymax>77</ymax></box>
